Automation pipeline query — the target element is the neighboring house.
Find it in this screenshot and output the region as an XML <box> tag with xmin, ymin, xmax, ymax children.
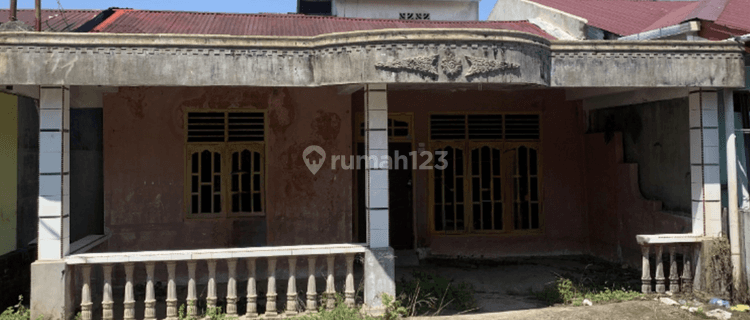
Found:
<box><xmin>299</xmin><ymin>0</ymin><xmax>481</xmax><ymax>21</ymax></box>
<box><xmin>0</xmin><ymin>3</ymin><xmax>747</xmax><ymax>320</ymax></box>
<box><xmin>489</xmin><ymin>0</ymin><xmax>750</xmax><ymax>40</ymax></box>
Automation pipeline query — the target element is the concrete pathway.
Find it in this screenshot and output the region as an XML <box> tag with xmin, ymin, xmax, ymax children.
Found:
<box><xmin>408</xmin><ymin>300</ymin><xmax>713</xmax><ymax>320</ymax></box>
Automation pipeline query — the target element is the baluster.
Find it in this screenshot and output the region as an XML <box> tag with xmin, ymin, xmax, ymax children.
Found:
<box><xmin>266</xmin><ymin>257</ymin><xmax>278</xmax><ymax>317</ymax></box>
<box><xmin>145</xmin><ymin>262</ymin><xmax>156</xmax><ymax>320</ymax></box>
<box><xmin>102</xmin><ymin>264</ymin><xmax>114</xmax><ymax>320</ymax></box>
<box><xmin>345</xmin><ymin>254</ymin><xmax>355</xmax><ymax>308</ymax></box>
<box><xmin>187</xmin><ymin>261</ymin><xmax>198</xmax><ymax>318</ymax></box>
<box><xmin>207</xmin><ymin>260</ymin><xmax>218</xmax><ymax>310</ymax></box>
<box><xmin>655</xmin><ymin>245</ymin><xmax>666</xmax><ymax>293</ymax></box>
<box><xmin>682</xmin><ymin>245</ymin><xmax>693</xmax><ymax>293</ymax></box>
<box><xmin>306</xmin><ymin>256</ymin><xmax>318</xmax><ymax>314</ymax></box>
<box><xmin>326</xmin><ymin>255</ymin><xmax>335</xmax><ymax>310</ymax></box>
<box><xmin>227</xmin><ymin>259</ymin><xmax>238</xmax><ymax>317</ymax></box>
<box><xmin>124</xmin><ymin>263</ymin><xmax>135</xmax><ymax>320</ymax></box>
<box><xmin>641</xmin><ymin>245</ymin><xmax>651</xmax><ymax>293</ymax></box>
<box><xmin>81</xmin><ymin>265</ymin><xmax>93</xmax><ymax>320</ymax></box>
<box><xmin>166</xmin><ymin>262</ymin><xmax>178</xmax><ymax>320</ymax></box>
<box><xmin>287</xmin><ymin>257</ymin><xmax>298</xmax><ymax>316</ymax></box>
<box><xmin>246</xmin><ymin>258</ymin><xmax>258</xmax><ymax>318</ymax></box>
<box><xmin>669</xmin><ymin>246</ymin><xmax>680</xmax><ymax>293</ymax></box>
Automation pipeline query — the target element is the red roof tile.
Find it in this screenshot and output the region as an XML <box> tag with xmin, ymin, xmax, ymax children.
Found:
<box><xmin>90</xmin><ymin>9</ymin><xmax>555</xmax><ymax>39</ymax></box>
<box><xmin>0</xmin><ymin>9</ymin><xmax>102</xmax><ymax>31</ymax></box>
<box><xmin>529</xmin><ymin>0</ymin><xmax>696</xmax><ymax>35</ymax></box>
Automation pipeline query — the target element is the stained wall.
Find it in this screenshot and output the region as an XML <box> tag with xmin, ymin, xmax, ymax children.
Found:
<box><xmin>364</xmin><ymin>88</ymin><xmax>592</xmax><ymax>258</ymax></box>
<box><xmin>102</xmin><ymin>87</ymin><xmax>352</xmax><ymax>251</ymax></box>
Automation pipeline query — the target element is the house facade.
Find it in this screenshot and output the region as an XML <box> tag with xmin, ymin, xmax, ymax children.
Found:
<box><xmin>0</xmin><ymin>3</ymin><xmax>747</xmax><ymax>320</ymax></box>
<box><xmin>298</xmin><ymin>0</ymin><xmax>480</xmax><ymax>21</ymax></box>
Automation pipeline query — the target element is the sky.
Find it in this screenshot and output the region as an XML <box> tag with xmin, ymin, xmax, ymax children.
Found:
<box><xmin>8</xmin><ymin>0</ymin><xmax>497</xmax><ymax>20</ymax></box>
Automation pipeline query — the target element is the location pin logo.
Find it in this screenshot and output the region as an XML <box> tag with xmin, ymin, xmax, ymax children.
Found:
<box><xmin>303</xmin><ymin>145</ymin><xmax>326</xmax><ymax>175</ymax></box>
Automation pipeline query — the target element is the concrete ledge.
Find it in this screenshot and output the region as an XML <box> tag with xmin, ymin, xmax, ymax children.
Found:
<box><xmin>0</xmin><ymin>30</ymin><xmax>744</xmax><ymax>88</ymax></box>
<box><xmin>551</xmin><ymin>41</ymin><xmax>745</xmax><ymax>87</ymax></box>
<box><xmin>66</xmin><ymin>243</ymin><xmax>368</xmax><ymax>265</ymax></box>
<box><xmin>636</xmin><ymin>233</ymin><xmax>706</xmax><ymax>245</ymax></box>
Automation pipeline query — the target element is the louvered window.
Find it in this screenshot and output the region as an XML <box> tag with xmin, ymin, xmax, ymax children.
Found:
<box><xmin>430</xmin><ymin>113</ymin><xmax>541</xmax><ymax>234</ymax></box>
<box><xmin>430</xmin><ymin>114</ymin><xmax>539</xmax><ymax>141</ymax></box>
<box><xmin>186</xmin><ymin>110</ymin><xmax>266</xmax><ymax>217</ymax></box>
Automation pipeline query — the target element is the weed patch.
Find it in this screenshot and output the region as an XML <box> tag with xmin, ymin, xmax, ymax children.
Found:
<box><xmin>396</xmin><ymin>271</ymin><xmax>477</xmax><ymax>316</ymax></box>
<box><xmin>533</xmin><ymin>277</ymin><xmax>643</xmax><ymax>306</ymax></box>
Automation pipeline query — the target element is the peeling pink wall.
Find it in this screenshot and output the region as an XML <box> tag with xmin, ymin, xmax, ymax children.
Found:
<box><xmin>585</xmin><ymin>132</ymin><xmax>691</xmax><ymax>265</ymax></box>
<box><xmin>102</xmin><ymin>87</ymin><xmax>352</xmax><ymax>251</ymax></box>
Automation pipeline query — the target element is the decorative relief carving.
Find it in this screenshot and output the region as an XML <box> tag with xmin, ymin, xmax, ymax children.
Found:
<box><xmin>440</xmin><ymin>50</ymin><xmax>462</xmax><ymax>78</ymax></box>
<box><xmin>375</xmin><ymin>51</ymin><xmax>523</xmax><ymax>80</ymax></box>
<box><xmin>374</xmin><ymin>54</ymin><xmax>439</xmax><ymax>77</ymax></box>
<box><xmin>464</xmin><ymin>56</ymin><xmax>520</xmax><ymax>77</ymax></box>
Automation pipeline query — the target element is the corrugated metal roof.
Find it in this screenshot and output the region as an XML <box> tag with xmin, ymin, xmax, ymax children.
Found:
<box><xmin>713</xmin><ymin>0</ymin><xmax>750</xmax><ymax>34</ymax></box>
<box><xmin>90</xmin><ymin>9</ymin><xmax>555</xmax><ymax>39</ymax></box>
<box><xmin>529</xmin><ymin>0</ymin><xmax>750</xmax><ymax>37</ymax></box>
<box><xmin>530</xmin><ymin>0</ymin><xmax>696</xmax><ymax>36</ymax></box>
<box><xmin>0</xmin><ymin>9</ymin><xmax>102</xmax><ymax>31</ymax></box>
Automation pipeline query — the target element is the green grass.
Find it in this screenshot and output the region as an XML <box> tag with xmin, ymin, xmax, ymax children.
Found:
<box><xmin>0</xmin><ymin>296</ymin><xmax>41</xmax><ymax>320</ymax></box>
<box><xmin>533</xmin><ymin>277</ymin><xmax>644</xmax><ymax>306</ymax></box>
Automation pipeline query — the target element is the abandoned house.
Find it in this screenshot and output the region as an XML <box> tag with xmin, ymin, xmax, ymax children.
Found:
<box><xmin>0</xmin><ymin>0</ymin><xmax>748</xmax><ymax>319</ymax></box>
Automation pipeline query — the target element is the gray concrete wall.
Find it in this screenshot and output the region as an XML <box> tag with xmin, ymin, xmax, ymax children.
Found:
<box><xmin>0</xmin><ymin>31</ymin><xmax>744</xmax><ymax>88</ymax></box>
<box><xmin>589</xmin><ymin>97</ymin><xmax>691</xmax><ymax>214</ymax></box>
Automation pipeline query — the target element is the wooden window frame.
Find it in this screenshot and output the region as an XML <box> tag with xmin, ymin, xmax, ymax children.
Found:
<box><xmin>355</xmin><ymin>112</ymin><xmax>414</xmax><ymax>143</ymax></box>
<box><xmin>184</xmin><ymin>109</ymin><xmax>268</xmax><ymax>219</ymax></box>
<box><xmin>427</xmin><ymin>111</ymin><xmax>544</xmax><ymax>236</ymax></box>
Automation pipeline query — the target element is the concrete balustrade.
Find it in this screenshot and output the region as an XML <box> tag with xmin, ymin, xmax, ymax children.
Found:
<box><xmin>636</xmin><ymin>234</ymin><xmax>702</xmax><ymax>294</ymax></box>
<box><xmin>67</xmin><ymin>244</ymin><xmax>366</xmax><ymax>319</ymax></box>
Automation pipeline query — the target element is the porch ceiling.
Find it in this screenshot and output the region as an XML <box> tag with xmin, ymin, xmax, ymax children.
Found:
<box><xmin>0</xmin><ymin>29</ymin><xmax>745</xmax><ymax>88</ymax></box>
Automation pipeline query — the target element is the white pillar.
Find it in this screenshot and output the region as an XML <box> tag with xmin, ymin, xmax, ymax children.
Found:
<box><xmin>364</xmin><ymin>84</ymin><xmax>389</xmax><ymax>248</ymax></box>
<box><xmin>690</xmin><ymin>89</ymin><xmax>722</xmax><ymax>236</ymax></box>
<box><xmin>38</xmin><ymin>86</ymin><xmax>70</xmax><ymax>260</ymax></box>
<box><xmin>723</xmin><ymin>90</ymin><xmax>744</xmax><ymax>295</ymax></box>
<box><xmin>363</xmin><ymin>84</ymin><xmax>396</xmax><ymax>313</ymax></box>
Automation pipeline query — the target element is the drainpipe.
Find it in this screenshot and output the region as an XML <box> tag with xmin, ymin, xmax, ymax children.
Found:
<box><xmin>35</xmin><ymin>0</ymin><xmax>41</xmax><ymax>31</ymax></box>
<box><xmin>9</xmin><ymin>0</ymin><xmax>17</xmax><ymax>21</ymax></box>
<box><xmin>724</xmin><ymin>90</ymin><xmax>743</xmax><ymax>296</ymax></box>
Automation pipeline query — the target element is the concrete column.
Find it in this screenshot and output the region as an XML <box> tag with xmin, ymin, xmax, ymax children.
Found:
<box><xmin>364</xmin><ymin>84</ymin><xmax>389</xmax><ymax>248</ymax></box>
<box><xmin>38</xmin><ymin>86</ymin><xmax>71</xmax><ymax>259</ymax></box>
<box><xmin>31</xmin><ymin>86</ymin><xmax>73</xmax><ymax>320</ymax></box>
<box><xmin>363</xmin><ymin>84</ymin><xmax>395</xmax><ymax>313</ymax></box>
<box><xmin>723</xmin><ymin>90</ymin><xmax>745</xmax><ymax>296</ymax></box>
<box><xmin>690</xmin><ymin>89</ymin><xmax>722</xmax><ymax>236</ymax></box>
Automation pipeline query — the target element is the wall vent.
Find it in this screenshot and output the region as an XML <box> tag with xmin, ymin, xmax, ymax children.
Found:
<box><xmin>505</xmin><ymin>114</ymin><xmax>540</xmax><ymax>140</ymax></box>
<box><xmin>187</xmin><ymin>112</ymin><xmax>265</xmax><ymax>143</ymax></box>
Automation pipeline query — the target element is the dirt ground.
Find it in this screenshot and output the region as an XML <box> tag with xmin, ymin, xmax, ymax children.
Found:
<box><xmin>395</xmin><ymin>254</ymin><xmax>641</xmax><ymax>313</ymax></box>
<box><xmin>396</xmin><ymin>254</ymin><xmax>750</xmax><ymax>319</ymax></box>
<box><xmin>410</xmin><ymin>300</ymin><xmax>749</xmax><ymax>320</ymax></box>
